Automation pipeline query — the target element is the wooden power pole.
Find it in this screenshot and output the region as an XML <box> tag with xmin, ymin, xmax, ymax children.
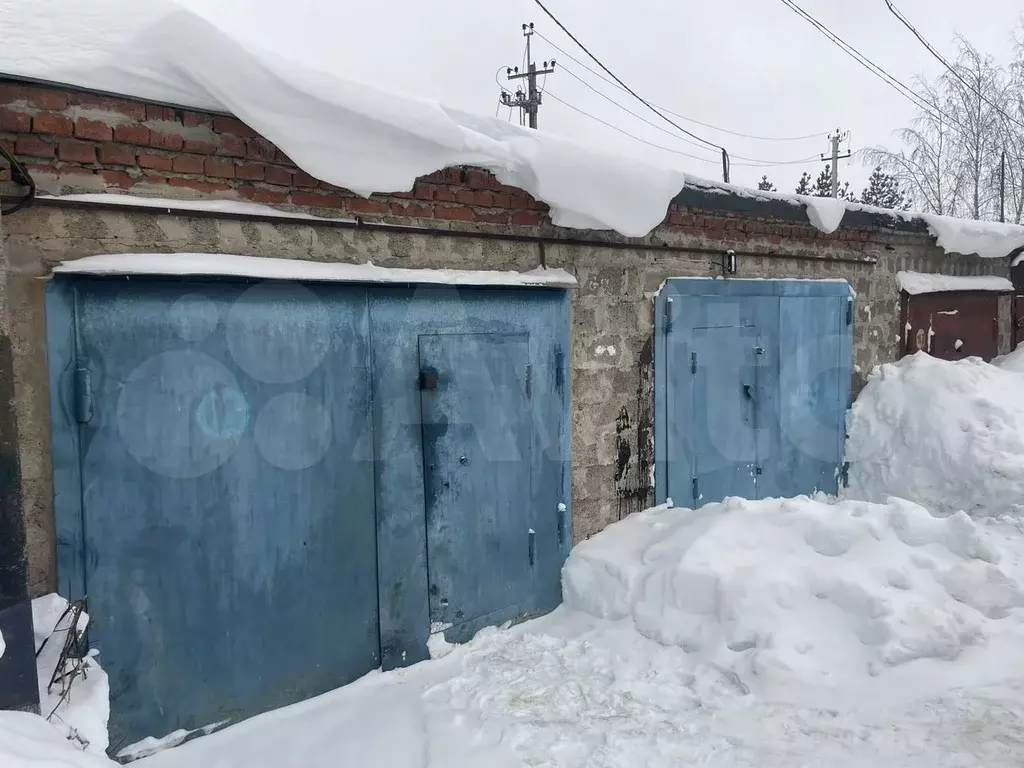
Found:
<box><xmin>822</xmin><ymin>128</ymin><xmax>852</xmax><ymax>198</ymax></box>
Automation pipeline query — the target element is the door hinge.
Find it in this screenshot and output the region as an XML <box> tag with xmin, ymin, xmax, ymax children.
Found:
<box><xmin>525</xmin><ymin>364</ymin><xmax>532</xmax><ymax>399</ymax></box>
<box><xmin>73</xmin><ymin>364</ymin><xmax>92</xmax><ymax>424</ymax></box>
<box><xmin>664</xmin><ymin>296</ymin><xmax>674</xmax><ymax>334</ymax></box>
<box><xmin>528</xmin><ymin>528</ymin><xmax>536</xmax><ymax>566</ymax></box>
<box><xmin>691</xmin><ymin>477</ymin><xmax>699</xmax><ymax>501</ymax></box>
<box><xmin>847</xmin><ymin>300</ymin><xmax>854</xmax><ymax>326</ymax></box>
<box><xmin>691</xmin><ymin>351</ymin><xmax>697</xmax><ymax>374</ymax></box>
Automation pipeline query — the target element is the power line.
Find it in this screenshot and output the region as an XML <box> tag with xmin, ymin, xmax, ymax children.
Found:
<box><xmin>884</xmin><ymin>0</ymin><xmax>1024</xmax><ymax>132</ymax></box>
<box><xmin>530</xmin><ymin>0</ymin><xmax>732</xmax><ymax>182</ymax></box>
<box><xmin>776</xmin><ymin>0</ymin><xmax>961</xmax><ymax>132</ymax></box>
<box><xmin>556</xmin><ymin>60</ymin><xmax>829</xmax><ymax>165</ymax></box>
<box><xmin>534</xmin><ymin>29</ymin><xmax>828</xmax><ymax>143</ymax></box>
<box><xmin>545</xmin><ymin>90</ymin><xmax>821</xmax><ymax>168</ymax></box>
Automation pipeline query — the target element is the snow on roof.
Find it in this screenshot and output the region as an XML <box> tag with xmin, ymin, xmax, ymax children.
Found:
<box><xmin>37</xmin><ymin>194</ymin><xmax>341</xmax><ymax>222</ymax></box>
<box><xmin>4</xmin><ymin>4</ymin><xmax>1024</xmax><ymax>258</ymax></box>
<box><xmin>896</xmin><ymin>271</ymin><xmax>1013</xmax><ymax>295</ymax></box>
<box><xmin>51</xmin><ymin>253</ymin><xmax>577</xmax><ymax>288</ymax></box>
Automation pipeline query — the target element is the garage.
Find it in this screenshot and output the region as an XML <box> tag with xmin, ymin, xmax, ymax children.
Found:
<box><xmin>45</xmin><ymin>257</ymin><xmax>572</xmax><ymax>749</ymax></box>
<box><xmin>654</xmin><ymin>279</ymin><xmax>854</xmax><ymax>506</ymax></box>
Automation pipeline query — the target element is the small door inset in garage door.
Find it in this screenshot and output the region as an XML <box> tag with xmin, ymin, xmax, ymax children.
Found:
<box><xmin>418</xmin><ymin>333</ymin><xmax>532</xmax><ymax>634</ymax></box>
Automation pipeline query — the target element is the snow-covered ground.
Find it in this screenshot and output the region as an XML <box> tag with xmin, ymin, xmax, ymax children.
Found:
<box><xmin>7</xmin><ymin>352</ymin><xmax>1024</xmax><ymax>766</ymax></box>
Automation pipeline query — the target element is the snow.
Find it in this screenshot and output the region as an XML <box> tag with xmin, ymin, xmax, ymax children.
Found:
<box><xmin>994</xmin><ymin>342</ymin><xmax>1024</xmax><ymax>372</ymax></box>
<box><xmin>38</xmin><ymin>194</ymin><xmax>340</xmax><ymax>222</ymax></box>
<box><xmin>897</xmin><ymin>270</ymin><xmax>1013</xmax><ymax>295</ymax></box>
<box><xmin>909</xmin><ymin>211</ymin><xmax>1024</xmax><ymax>260</ymax></box>
<box><xmin>844</xmin><ymin>353</ymin><xmax>1024</xmax><ymax>519</ymax></box>
<box><xmin>52</xmin><ymin>253</ymin><xmax>577</xmax><ymax>288</ymax></box>
<box><xmin>0</xmin><ymin>627</ymin><xmax>4</xmax><ymax>659</ymax></box>
<box><xmin>31</xmin><ymin>594</ymin><xmax>110</xmax><ymax>755</ymax></box>
<box><xmin>801</xmin><ymin>195</ymin><xmax>848</xmax><ymax>234</ymax></box>
<box><xmin>0</xmin><ymin>712</ymin><xmax>115</xmax><ymax>768</ymax></box>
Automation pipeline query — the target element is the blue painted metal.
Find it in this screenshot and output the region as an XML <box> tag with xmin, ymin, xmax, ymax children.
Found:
<box><xmin>419</xmin><ymin>333</ymin><xmax>532</xmax><ymax>632</ymax></box>
<box><xmin>56</xmin><ymin>279</ymin><xmax>380</xmax><ymax>750</ymax></box>
<box><xmin>655</xmin><ymin>279</ymin><xmax>853</xmax><ymax>506</ymax></box>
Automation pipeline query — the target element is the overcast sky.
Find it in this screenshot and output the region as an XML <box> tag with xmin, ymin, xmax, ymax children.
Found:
<box><xmin>189</xmin><ymin>0</ymin><xmax>1020</xmax><ymax>192</ymax></box>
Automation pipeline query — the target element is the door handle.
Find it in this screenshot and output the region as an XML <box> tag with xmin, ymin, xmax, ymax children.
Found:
<box><xmin>743</xmin><ymin>384</ymin><xmax>755</xmax><ymax>401</ymax></box>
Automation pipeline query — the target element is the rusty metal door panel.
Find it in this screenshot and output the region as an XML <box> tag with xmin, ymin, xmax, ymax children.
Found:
<box><xmin>1014</xmin><ymin>296</ymin><xmax>1024</xmax><ymax>350</ymax></box>
<box><xmin>902</xmin><ymin>292</ymin><xmax>1000</xmax><ymax>361</ymax></box>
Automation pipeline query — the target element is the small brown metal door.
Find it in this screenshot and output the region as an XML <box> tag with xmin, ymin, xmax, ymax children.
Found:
<box><xmin>900</xmin><ymin>292</ymin><xmax>1000</xmax><ymax>361</ymax></box>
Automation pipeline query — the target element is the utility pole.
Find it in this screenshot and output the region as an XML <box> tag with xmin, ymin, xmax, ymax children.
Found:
<box><xmin>501</xmin><ymin>23</ymin><xmax>556</xmax><ymax>129</ymax></box>
<box><xmin>821</xmin><ymin>128</ymin><xmax>852</xmax><ymax>198</ymax></box>
<box><xmin>1000</xmin><ymin>149</ymin><xmax>1006</xmax><ymax>223</ymax></box>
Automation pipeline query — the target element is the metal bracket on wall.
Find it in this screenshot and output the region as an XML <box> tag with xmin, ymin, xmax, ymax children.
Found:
<box><xmin>664</xmin><ymin>297</ymin><xmax>673</xmax><ymax>334</ymax></box>
<box><xmin>73</xmin><ymin>365</ymin><xmax>92</xmax><ymax>424</ymax></box>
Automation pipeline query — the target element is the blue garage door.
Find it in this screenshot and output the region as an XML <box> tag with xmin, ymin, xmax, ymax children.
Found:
<box><xmin>655</xmin><ymin>279</ymin><xmax>853</xmax><ymax>507</ymax></box>
<box><xmin>47</xmin><ymin>278</ymin><xmax>572</xmax><ymax>751</ymax></box>
<box><xmin>62</xmin><ymin>280</ymin><xmax>379</xmax><ymax>751</ymax></box>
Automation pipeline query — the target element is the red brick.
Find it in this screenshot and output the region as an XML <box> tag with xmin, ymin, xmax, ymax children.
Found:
<box><xmin>168</xmin><ymin>177</ymin><xmax>231</xmax><ymax>194</ymax></box>
<box><xmin>146</xmin><ymin>105</ymin><xmax>176</xmax><ymax>122</ymax></box>
<box><xmin>212</xmin><ymin>116</ymin><xmax>259</xmax><ymax>138</ymax></box>
<box><xmin>15</xmin><ymin>137</ymin><xmax>54</xmax><ymax>158</ymax></box>
<box><xmin>509</xmin><ymin>195</ymin><xmax>528</xmax><ymax>210</ymax></box>
<box><xmin>238</xmin><ymin>186</ymin><xmax>289</xmax><ymax>204</ymax></box>
<box><xmin>347</xmin><ymin>198</ymin><xmax>389</xmax><ymax>215</ymax></box>
<box><xmin>73</xmin><ymin>118</ymin><xmax>112</xmax><ymax>142</ymax></box>
<box><xmin>390</xmin><ymin>202</ymin><xmax>432</xmax><ymax>218</ymax></box>
<box><xmin>274</xmin><ymin>149</ymin><xmax>293</xmax><ymax>164</ymax></box>
<box><xmin>455</xmin><ymin>189</ymin><xmax>475</xmax><ymax>205</ymax></box>
<box><xmin>24</xmin><ymin>87</ymin><xmax>68</xmax><ymax>111</ymax></box>
<box><xmin>113</xmin><ymin>124</ymin><xmax>150</xmax><ymax>145</ymax></box>
<box><xmin>171</xmin><ymin>154</ymin><xmax>205</xmax><ymax>174</ymax></box>
<box><xmin>149</xmin><ymin>131</ymin><xmax>184</xmax><ymax>151</ymax></box>
<box><xmin>182</xmin><ymin>111</ymin><xmax>211</xmax><ymax>128</ymax></box>
<box><xmin>183</xmin><ymin>139</ymin><xmax>217</xmax><ymax>155</ymax></box>
<box><xmin>138</xmin><ymin>153</ymin><xmax>173</xmax><ymax>171</ymax></box>
<box><xmin>434</xmin><ymin>206</ymin><xmax>474</xmax><ymax>222</ymax></box>
<box><xmin>0</xmin><ymin>138</ymin><xmax>14</xmax><ymax>154</ymax></box>
<box><xmin>433</xmin><ymin>187</ymin><xmax>455</xmax><ymax>203</ymax></box>
<box><xmin>472</xmin><ymin>190</ymin><xmax>494</xmax><ymax>207</ymax></box>
<box><xmin>293</xmin><ymin>170</ymin><xmax>319</xmax><ymax>188</ymax></box>
<box><xmin>98</xmin><ymin>143</ymin><xmax>136</xmax><ymax>165</ymax></box>
<box><xmin>33</xmin><ymin>113</ymin><xmax>72</xmax><ymax>136</ymax></box>
<box><xmin>466</xmin><ymin>169</ymin><xmax>492</xmax><ymax>189</ymax></box>
<box><xmin>235</xmin><ymin>163</ymin><xmax>265</xmax><ymax>181</ymax></box>
<box><xmin>204</xmin><ymin>158</ymin><xmax>235</xmax><ymax>178</ymax></box>
<box><xmin>0</xmin><ymin>84</ymin><xmax>26</xmax><ymax>105</ymax></box>
<box><xmin>292</xmin><ymin>191</ymin><xmax>345</xmax><ymax>208</ymax></box>
<box><xmin>391</xmin><ymin>190</ymin><xmax>414</xmax><ymax>200</ymax></box>
<box><xmin>70</xmin><ymin>93</ymin><xmax>145</xmax><ymax>120</ymax></box>
<box><xmin>492</xmin><ymin>193</ymin><xmax>511</xmax><ymax>208</ymax></box>
<box><xmin>58</xmin><ymin>139</ymin><xmax>97</xmax><ymax>163</ymax></box>
<box><xmin>100</xmin><ymin>169</ymin><xmax>134</xmax><ymax>188</ymax></box>
<box><xmin>413</xmin><ymin>184</ymin><xmax>434</xmax><ymax>201</ymax></box>
<box><xmin>245</xmin><ymin>137</ymin><xmax>277</xmax><ymax>161</ymax></box>
<box><xmin>473</xmin><ymin>211</ymin><xmax>511</xmax><ymax>225</ymax></box>
<box><xmin>511</xmin><ymin>210</ymin><xmax>542</xmax><ymax>226</ymax></box>
<box><xmin>264</xmin><ymin>166</ymin><xmax>293</xmax><ymax>186</ymax></box>
<box><xmin>0</xmin><ymin>107</ymin><xmax>30</xmax><ymax>133</ymax></box>
<box><xmin>218</xmin><ymin>135</ymin><xmax>246</xmax><ymax>158</ymax></box>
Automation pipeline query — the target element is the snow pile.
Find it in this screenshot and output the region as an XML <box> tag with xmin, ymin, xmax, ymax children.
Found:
<box><xmin>0</xmin><ymin>712</ymin><xmax>115</xmax><ymax>768</ymax></box>
<box><xmin>897</xmin><ymin>270</ymin><xmax>1013</xmax><ymax>295</ymax></box>
<box><xmin>993</xmin><ymin>342</ymin><xmax>1024</xmax><ymax>373</ymax></box>
<box><xmin>32</xmin><ymin>594</ymin><xmax>110</xmax><ymax>755</ymax></box>
<box><xmin>563</xmin><ymin>496</ymin><xmax>1024</xmax><ymax>694</ymax></box>
<box><xmin>844</xmin><ymin>353</ymin><xmax>1024</xmax><ymax>518</ymax></box>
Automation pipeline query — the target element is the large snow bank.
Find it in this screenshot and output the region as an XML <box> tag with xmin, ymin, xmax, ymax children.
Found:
<box><xmin>994</xmin><ymin>343</ymin><xmax>1024</xmax><ymax>373</ymax></box>
<box><xmin>563</xmin><ymin>495</ymin><xmax>1023</xmax><ymax>694</ymax></box>
<box><xmin>0</xmin><ymin>712</ymin><xmax>115</xmax><ymax>768</ymax></box>
<box><xmin>897</xmin><ymin>270</ymin><xmax>1013</xmax><ymax>295</ymax></box>
<box><xmin>844</xmin><ymin>353</ymin><xmax>1024</xmax><ymax>518</ymax></box>
<box><xmin>32</xmin><ymin>594</ymin><xmax>110</xmax><ymax>755</ymax></box>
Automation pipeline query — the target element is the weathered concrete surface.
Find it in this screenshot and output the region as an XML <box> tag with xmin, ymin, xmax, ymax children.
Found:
<box><xmin>2</xmin><ymin>203</ymin><xmax>1012</xmax><ymax>592</ymax></box>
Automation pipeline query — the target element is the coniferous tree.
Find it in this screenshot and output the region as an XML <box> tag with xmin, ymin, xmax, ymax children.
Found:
<box><xmin>859</xmin><ymin>165</ymin><xmax>910</xmax><ymax>209</ymax></box>
<box><xmin>795</xmin><ymin>172</ymin><xmax>813</xmax><ymax>195</ymax></box>
<box><xmin>757</xmin><ymin>175</ymin><xmax>777</xmax><ymax>192</ymax></box>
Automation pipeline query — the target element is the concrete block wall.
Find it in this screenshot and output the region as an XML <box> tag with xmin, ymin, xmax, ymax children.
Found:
<box><xmin>0</xmin><ymin>78</ymin><xmax>1014</xmax><ymax>592</ymax></box>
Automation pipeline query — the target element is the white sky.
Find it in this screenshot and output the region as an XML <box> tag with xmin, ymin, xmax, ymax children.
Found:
<box><xmin>186</xmin><ymin>0</ymin><xmax>1022</xmax><ymax>193</ymax></box>
<box><xmin>3</xmin><ymin>0</ymin><xmax>1021</xmax><ymax>195</ymax></box>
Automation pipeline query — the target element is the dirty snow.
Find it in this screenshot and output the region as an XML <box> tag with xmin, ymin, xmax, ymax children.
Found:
<box><xmin>32</xmin><ymin>594</ymin><xmax>110</xmax><ymax>755</ymax></box>
<box><xmin>52</xmin><ymin>253</ymin><xmax>577</xmax><ymax>288</ymax></box>
<box><xmin>844</xmin><ymin>353</ymin><xmax>1024</xmax><ymax>518</ymax></box>
<box><xmin>897</xmin><ymin>270</ymin><xmax>1014</xmax><ymax>295</ymax></box>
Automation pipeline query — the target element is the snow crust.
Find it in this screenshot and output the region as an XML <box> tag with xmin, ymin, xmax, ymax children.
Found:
<box><xmin>897</xmin><ymin>270</ymin><xmax>1013</xmax><ymax>295</ymax></box>
<box><xmin>0</xmin><ymin>712</ymin><xmax>114</xmax><ymax>768</ymax></box>
<box><xmin>38</xmin><ymin>194</ymin><xmax>339</xmax><ymax>222</ymax></box>
<box><xmin>994</xmin><ymin>342</ymin><xmax>1024</xmax><ymax>372</ymax></box>
<box><xmin>563</xmin><ymin>496</ymin><xmax>1019</xmax><ymax>694</ymax></box>
<box><xmin>52</xmin><ymin>253</ymin><xmax>577</xmax><ymax>288</ymax></box>
<box><xmin>844</xmin><ymin>353</ymin><xmax>1024</xmax><ymax>518</ymax></box>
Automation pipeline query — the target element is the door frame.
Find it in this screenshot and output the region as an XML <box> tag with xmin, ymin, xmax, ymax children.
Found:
<box><xmin>654</xmin><ymin>278</ymin><xmax>854</xmax><ymax>505</ymax></box>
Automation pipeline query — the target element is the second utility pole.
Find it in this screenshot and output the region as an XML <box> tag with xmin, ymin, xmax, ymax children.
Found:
<box><xmin>503</xmin><ymin>23</ymin><xmax>556</xmax><ymax>129</ymax></box>
<box><xmin>822</xmin><ymin>129</ymin><xmax>852</xmax><ymax>198</ymax></box>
